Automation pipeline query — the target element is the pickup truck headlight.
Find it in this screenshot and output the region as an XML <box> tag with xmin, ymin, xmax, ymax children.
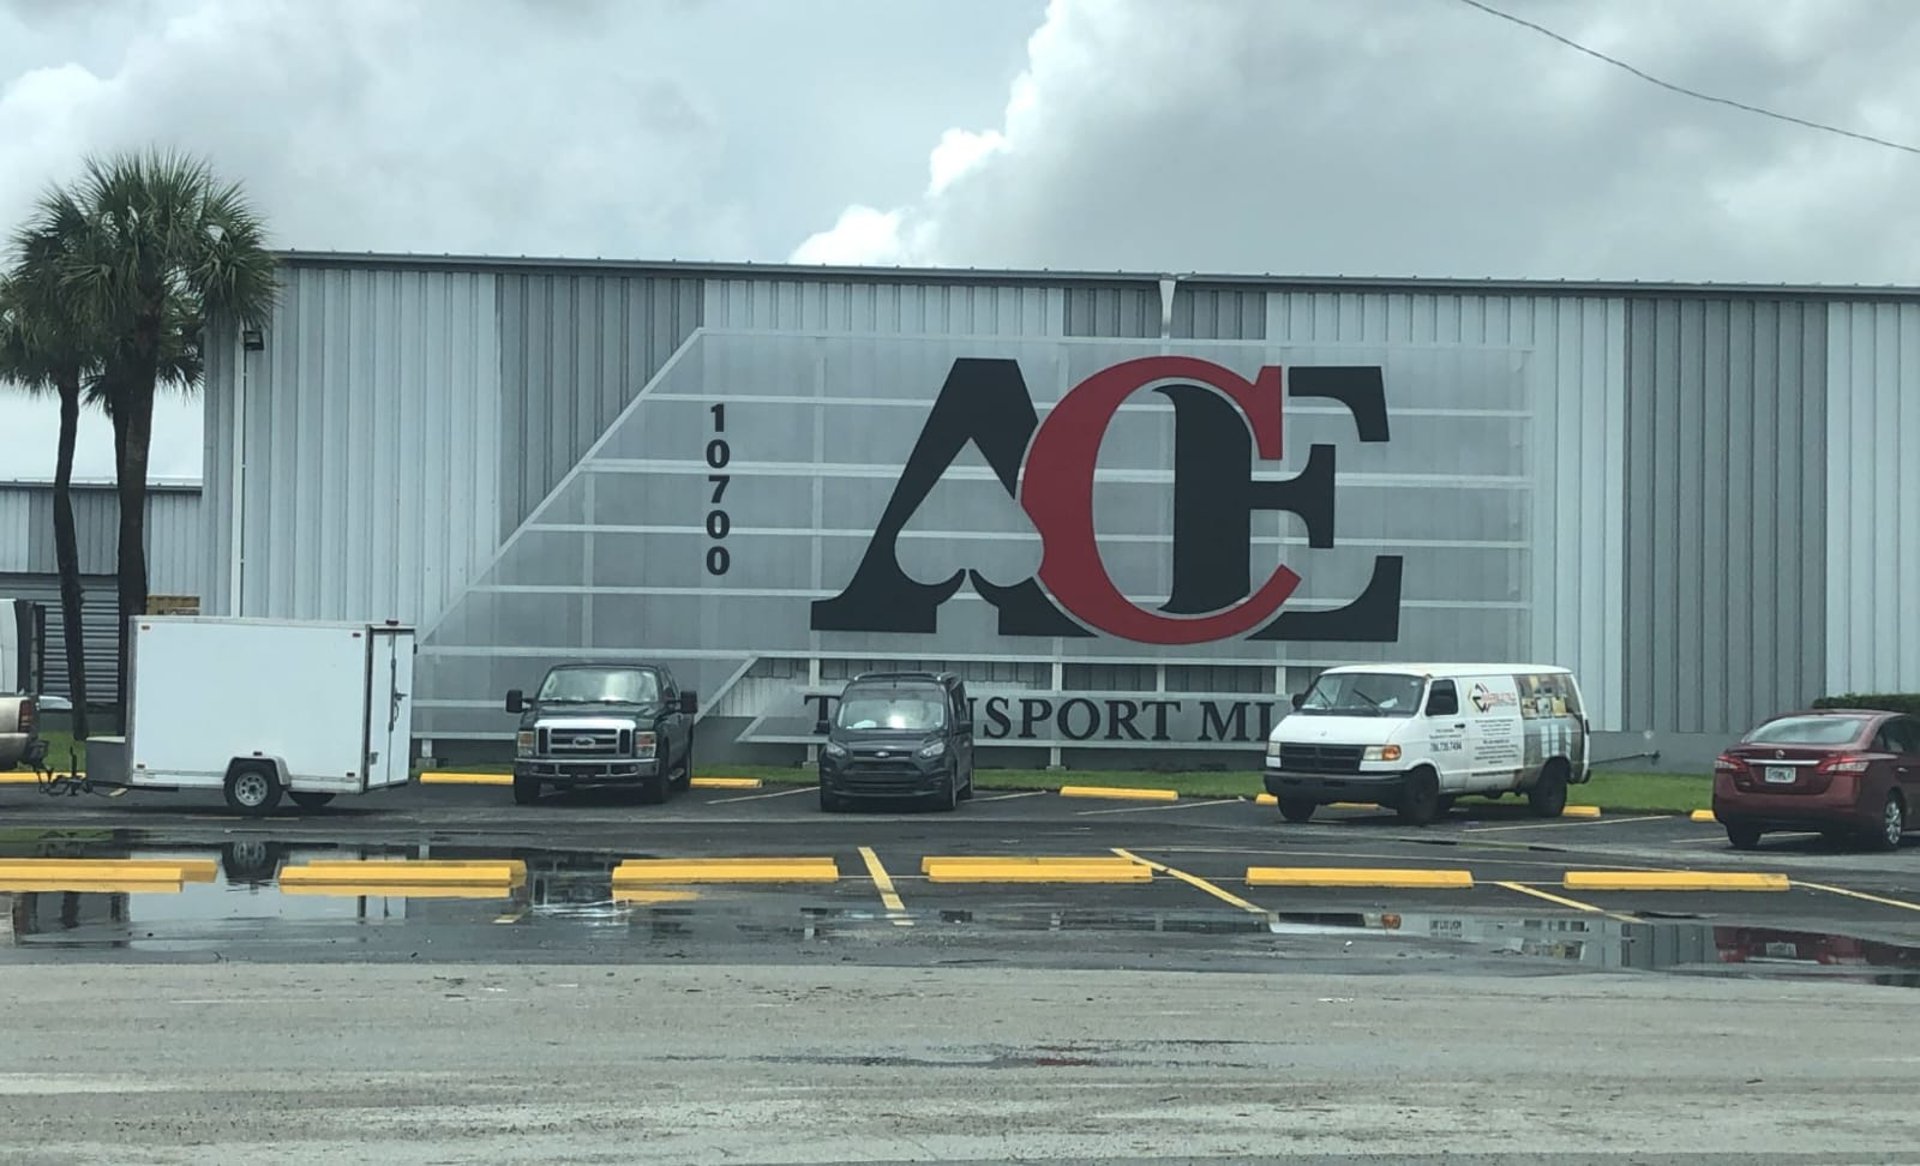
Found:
<box><xmin>916</xmin><ymin>740</ymin><xmax>946</xmax><ymax>760</ymax></box>
<box><xmin>634</xmin><ymin>731</ymin><xmax>658</xmax><ymax>759</ymax></box>
<box><xmin>515</xmin><ymin>730</ymin><xmax>535</xmax><ymax>757</ymax></box>
<box><xmin>1364</xmin><ymin>745</ymin><xmax>1403</xmax><ymax>762</ymax></box>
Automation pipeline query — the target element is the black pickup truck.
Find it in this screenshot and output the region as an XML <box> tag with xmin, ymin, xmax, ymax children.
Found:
<box><xmin>505</xmin><ymin>662</ymin><xmax>697</xmax><ymax>805</ymax></box>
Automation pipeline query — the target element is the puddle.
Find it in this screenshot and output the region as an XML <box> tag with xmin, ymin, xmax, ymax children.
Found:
<box><xmin>1</xmin><ymin>831</ymin><xmax>1916</xmax><ymax>986</ymax></box>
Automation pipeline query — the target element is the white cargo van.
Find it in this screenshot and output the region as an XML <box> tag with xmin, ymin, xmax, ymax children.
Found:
<box><xmin>1263</xmin><ymin>663</ymin><xmax>1590</xmax><ymax>826</ymax></box>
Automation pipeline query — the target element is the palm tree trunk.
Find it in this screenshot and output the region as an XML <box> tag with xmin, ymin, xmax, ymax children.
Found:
<box><xmin>112</xmin><ymin>387</ymin><xmax>154</xmax><ymax>720</ymax></box>
<box><xmin>51</xmin><ymin>376</ymin><xmax>90</xmax><ymax>740</ymax></box>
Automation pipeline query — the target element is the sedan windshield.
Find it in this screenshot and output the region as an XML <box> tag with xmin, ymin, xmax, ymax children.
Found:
<box><xmin>835</xmin><ymin>691</ymin><xmax>947</xmax><ymax>732</ymax></box>
<box><xmin>1744</xmin><ymin>715</ymin><xmax>1868</xmax><ymax>747</ymax></box>
<box><xmin>1297</xmin><ymin>672</ymin><xmax>1425</xmax><ymax>717</ymax></box>
<box><xmin>537</xmin><ymin>668</ymin><xmax>658</xmax><ymax>705</ymax></box>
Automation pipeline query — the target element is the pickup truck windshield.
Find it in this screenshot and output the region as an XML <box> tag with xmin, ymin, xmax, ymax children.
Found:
<box><xmin>1298</xmin><ymin>672</ymin><xmax>1424</xmax><ymax>717</ymax></box>
<box><xmin>835</xmin><ymin>691</ymin><xmax>946</xmax><ymax>731</ymax></box>
<box><xmin>537</xmin><ymin>668</ymin><xmax>658</xmax><ymax>705</ymax></box>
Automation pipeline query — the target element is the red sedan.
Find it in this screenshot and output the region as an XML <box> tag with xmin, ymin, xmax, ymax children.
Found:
<box><xmin>1712</xmin><ymin>709</ymin><xmax>1916</xmax><ymax>852</ymax></box>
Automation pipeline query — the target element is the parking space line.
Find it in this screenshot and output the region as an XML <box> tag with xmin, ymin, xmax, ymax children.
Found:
<box><xmin>857</xmin><ymin>846</ymin><xmax>912</xmax><ymax>927</ymax></box>
<box><xmin>1493</xmin><ymin>880</ymin><xmax>1638</xmax><ymax>923</ymax></box>
<box><xmin>1110</xmin><ymin>848</ymin><xmax>1269</xmax><ymax>915</ymax></box>
<box><xmin>1793</xmin><ymin>880</ymin><xmax>1920</xmax><ymax>915</ymax></box>
<box><xmin>709</xmin><ymin>786</ymin><xmax>812</xmax><ymax>804</ymax></box>
<box><xmin>976</xmin><ymin>791</ymin><xmax>1048</xmax><ymax>802</ymax></box>
<box><xmin>1076</xmin><ymin>798</ymin><xmax>1239</xmax><ymax>817</ymax></box>
<box><xmin>1463</xmin><ymin>815</ymin><xmax>1669</xmax><ymax>833</ymax></box>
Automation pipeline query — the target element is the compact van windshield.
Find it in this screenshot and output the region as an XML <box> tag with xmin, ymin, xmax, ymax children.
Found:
<box><xmin>835</xmin><ymin>689</ymin><xmax>947</xmax><ymax>732</ymax></box>
<box><xmin>537</xmin><ymin>667</ymin><xmax>658</xmax><ymax>705</ymax></box>
<box><xmin>1297</xmin><ymin>672</ymin><xmax>1425</xmax><ymax>717</ymax></box>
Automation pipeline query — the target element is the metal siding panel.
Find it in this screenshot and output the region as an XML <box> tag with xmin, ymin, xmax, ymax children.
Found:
<box><xmin>1799</xmin><ymin>306</ymin><xmax>1828</xmax><ymax>696</ymax></box>
<box><xmin>1699</xmin><ymin>301</ymin><xmax>1730</xmax><ymax>733</ymax></box>
<box><xmin>1064</xmin><ymin>286</ymin><xmax>1158</xmax><ymax>338</ymax></box>
<box><xmin>0</xmin><ymin>491</ymin><xmax>28</xmax><ymax>572</ymax></box>
<box><xmin>1674</xmin><ymin>301</ymin><xmax>1705</xmax><ymax>733</ymax></box>
<box><xmin>1725</xmin><ymin>303</ymin><xmax>1757</xmax><ymax>726</ymax></box>
<box><xmin>1622</xmin><ymin>301</ymin><xmax>1656</xmax><ymax>731</ymax></box>
<box><xmin>23</xmin><ymin>487</ymin><xmax>54</xmax><ymax>573</ymax></box>
<box><xmin>237</xmin><ymin>265</ymin><xmax>498</xmax><ymax>629</ymax></box>
<box><xmin>499</xmin><ymin>272</ymin><xmax>711</xmax><ymax>536</ymax></box>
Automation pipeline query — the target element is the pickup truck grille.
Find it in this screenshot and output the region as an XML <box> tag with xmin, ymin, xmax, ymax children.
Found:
<box><xmin>538</xmin><ymin>727</ymin><xmax>628</xmax><ymax>758</ymax></box>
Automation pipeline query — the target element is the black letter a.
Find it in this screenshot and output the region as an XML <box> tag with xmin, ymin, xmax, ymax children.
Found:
<box><xmin>810</xmin><ymin>358</ymin><xmax>1089</xmax><ymax>636</ymax></box>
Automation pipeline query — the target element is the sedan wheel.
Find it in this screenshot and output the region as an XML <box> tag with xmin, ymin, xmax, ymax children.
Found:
<box><xmin>1867</xmin><ymin>793</ymin><xmax>1906</xmax><ymax>852</ymax></box>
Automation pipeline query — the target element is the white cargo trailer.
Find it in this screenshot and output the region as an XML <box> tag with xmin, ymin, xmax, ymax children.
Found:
<box><xmin>82</xmin><ymin>617</ymin><xmax>416</xmax><ymax>816</ymax></box>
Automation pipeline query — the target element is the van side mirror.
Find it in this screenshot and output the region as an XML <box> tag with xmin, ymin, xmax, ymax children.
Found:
<box><xmin>1290</xmin><ymin>692</ymin><xmax>1305</xmax><ymax>711</ymax></box>
<box><xmin>680</xmin><ymin>690</ymin><xmax>698</xmax><ymax>715</ymax></box>
<box><xmin>505</xmin><ymin>689</ymin><xmax>524</xmax><ymax>714</ymax></box>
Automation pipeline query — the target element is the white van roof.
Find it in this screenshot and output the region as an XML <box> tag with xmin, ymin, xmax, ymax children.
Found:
<box><xmin>1319</xmin><ymin>663</ymin><xmax>1574</xmax><ymax>678</ymax></box>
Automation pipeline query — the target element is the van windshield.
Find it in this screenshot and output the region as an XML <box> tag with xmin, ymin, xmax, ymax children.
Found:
<box><xmin>1297</xmin><ymin>672</ymin><xmax>1424</xmax><ymax>717</ymax></box>
<box><xmin>835</xmin><ymin>689</ymin><xmax>947</xmax><ymax>732</ymax></box>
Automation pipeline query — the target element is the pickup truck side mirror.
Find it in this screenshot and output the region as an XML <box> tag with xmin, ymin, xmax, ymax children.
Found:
<box><xmin>505</xmin><ymin>689</ymin><xmax>524</xmax><ymax>714</ymax></box>
<box><xmin>680</xmin><ymin>690</ymin><xmax>698</xmax><ymax>715</ymax></box>
<box><xmin>1290</xmin><ymin>692</ymin><xmax>1305</xmax><ymax>711</ymax></box>
<box><xmin>814</xmin><ymin>717</ymin><xmax>831</xmax><ymax>736</ymax></box>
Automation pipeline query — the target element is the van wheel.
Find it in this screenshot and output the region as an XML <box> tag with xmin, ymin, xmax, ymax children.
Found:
<box><xmin>931</xmin><ymin>766</ymin><xmax>959</xmax><ymax>812</ymax></box>
<box><xmin>1277</xmin><ymin>797</ymin><xmax>1316</xmax><ymax>823</ymax></box>
<box><xmin>224</xmin><ymin>764</ymin><xmax>282</xmax><ymax>817</ymax></box>
<box><xmin>1436</xmin><ymin>795</ymin><xmax>1457</xmax><ymax>816</ymax></box>
<box><xmin>1529</xmin><ymin>762</ymin><xmax>1569</xmax><ymax>818</ymax></box>
<box><xmin>1396</xmin><ymin>769</ymin><xmax>1441</xmax><ymax>826</ymax></box>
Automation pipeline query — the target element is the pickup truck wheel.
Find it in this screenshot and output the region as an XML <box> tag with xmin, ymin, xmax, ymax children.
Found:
<box><xmin>671</xmin><ymin>741</ymin><xmax>694</xmax><ymax>791</ymax></box>
<box><xmin>512</xmin><ymin>773</ymin><xmax>540</xmax><ymax>805</ymax></box>
<box><xmin>640</xmin><ymin>773</ymin><xmax>671</xmax><ymax>805</ymax></box>
<box><xmin>289</xmin><ymin>792</ymin><xmax>335</xmax><ymax>811</ymax></box>
<box><xmin>224</xmin><ymin>764</ymin><xmax>282</xmax><ymax>817</ymax></box>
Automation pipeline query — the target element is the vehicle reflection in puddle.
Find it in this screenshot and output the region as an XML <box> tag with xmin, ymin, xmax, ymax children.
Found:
<box><xmin>0</xmin><ymin>832</ymin><xmax>1915</xmax><ymax>985</ymax></box>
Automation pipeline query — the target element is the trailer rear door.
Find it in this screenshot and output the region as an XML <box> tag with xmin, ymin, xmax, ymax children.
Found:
<box><xmin>364</xmin><ymin>625</ymin><xmax>414</xmax><ymax>789</ymax></box>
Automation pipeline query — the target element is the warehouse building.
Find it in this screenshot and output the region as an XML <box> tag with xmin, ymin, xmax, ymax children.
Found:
<box><xmin>193</xmin><ymin>253</ymin><xmax>1920</xmax><ymax>772</ymax></box>
<box><xmin>0</xmin><ymin>480</ymin><xmax>204</xmax><ymax>705</ymax></box>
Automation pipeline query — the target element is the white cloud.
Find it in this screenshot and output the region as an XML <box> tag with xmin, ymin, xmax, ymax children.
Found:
<box><xmin>0</xmin><ymin>0</ymin><xmax>1042</xmax><ymax>480</ymax></box>
<box><xmin>791</xmin><ymin>0</ymin><xmax>1920</xmax><ymax>283</ymax></box>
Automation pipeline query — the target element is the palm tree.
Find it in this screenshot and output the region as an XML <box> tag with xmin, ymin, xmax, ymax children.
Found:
<box><xmin>0</xmin><ymin>190</ymin><xmax>104</xmax><ymax>739</ymax></box>
<box><xmin>47</xmin><ymin>150</ymin><xmax>277</xmax><ymax>711</ymax></box>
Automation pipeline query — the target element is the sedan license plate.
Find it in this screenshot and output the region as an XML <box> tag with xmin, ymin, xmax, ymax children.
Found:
<box><xmin>1763</xmin><ymin>766</ymin><xmax>1797</xmax><ymax>784</ymax></box>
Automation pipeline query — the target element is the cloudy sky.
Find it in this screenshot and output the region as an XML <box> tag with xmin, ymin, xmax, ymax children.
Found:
<box><xmin>3</xmin><ymin>0</ymin><xmax>1918</xmax><ymax>482</ymax></box>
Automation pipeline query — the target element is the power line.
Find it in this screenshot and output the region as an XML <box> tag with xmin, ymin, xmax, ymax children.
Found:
<box><xmin>1451</xmin><ymin>0</ymin><xmax>1920</xmax><ymax>156</ymax></box>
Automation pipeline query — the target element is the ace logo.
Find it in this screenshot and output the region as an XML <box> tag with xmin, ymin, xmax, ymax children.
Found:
<box><xmin>811</xmin><ymin>355</ymin><xmax>1404</xmax><ymax>646</ymax></box>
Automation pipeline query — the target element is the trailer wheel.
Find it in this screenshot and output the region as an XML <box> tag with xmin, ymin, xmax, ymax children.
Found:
<box><xmin>224</xmin><ymin>763</ymin><xmax>283</xmax><ymax>817</ymax></box>
<box><xmin>289</xmin><ymin>792</ymin><xmax>336</xmax><ymax>811</ymax></box>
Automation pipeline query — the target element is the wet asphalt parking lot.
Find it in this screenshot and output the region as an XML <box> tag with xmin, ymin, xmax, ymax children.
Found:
<box><xmin>3</xmin><ymin>775</ymin><xmax>1917</xmax><ymax>986</ymax></box>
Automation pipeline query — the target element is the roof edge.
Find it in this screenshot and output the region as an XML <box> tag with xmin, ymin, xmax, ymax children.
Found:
<box><xmin>271</xmin><ymin>249</ymin><xmax>1920</xmax><ymax>300</ymax></box>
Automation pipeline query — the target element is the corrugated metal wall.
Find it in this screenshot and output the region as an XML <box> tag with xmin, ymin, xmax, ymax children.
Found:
<box><xmin>0</xmin><ymin>483</ymin><xmax>205</xmax><ymax>705</ymax></box>
<box><xmin>704</xmin><ymin>276</ymin><xmax>1061</xmax><ymax>336</ymax></box>
<box><xmin>498</xmin><ymin>273</ymin><xmax>702</xmax><ymax>537</ymax></box>
<box><xmin>1825</xmin><ymin>301</ymin><xmax>1920</xmax><ymax>694</ymax></box>
<box><xmin>1262</xmin><ymin>290</ymin><xmax>1629</xmax><ymax>732</ymax></box>
<box><xmin>198</xmin><ymin>256</ymin><xmax>1920</xmax><ymax>748</ymax></box>
<box><xmin>1623</xmin><ymin>300</ymin><xmax>1827</xmax><ymax>735</ymax></box>
<box><xmin>202</xmin><ymin>266</ymin><xmax>503</xmax><ymax>629</ymax></box>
